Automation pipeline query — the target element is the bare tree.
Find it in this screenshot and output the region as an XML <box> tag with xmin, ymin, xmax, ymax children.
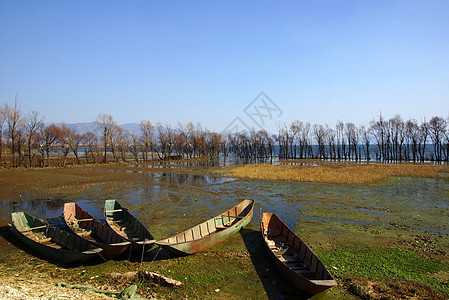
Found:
<box><xmin>173</xmin><ymin>124</ymin><xmax>187</xmax><ymax>160</ymax></box>
<box><xmin>16</xmin><ymin>121</ymin><xmax>27</xmax><ymax>167</ymax></box>
<box><xmin>4</xmin><ymin>99</ymin><xmax>23</xmax><ymax>167</ymax></box>
<box><xmin>336</xmin><ymin>121</ymin><xmax>345</xmax><ymax>159</ymax></box>
<box><xmin>40</xmin><ymin>124</ymin><xmax>63</xmax><ymax>167</ymax></box>
<box><xmin>25</xmin><ymin>111</ymin><xmax>45</xmax><ymax>167</ymax></box>
<box><xmin>61</xmin><ymin>124</ymin><xmax>85</xmax><ymax>165</ymax></box>
<box><xmin>429</xmin><ymin>116</ymin><xmax>447</xmax><ymax>161</ymax></box>
<box><xmin>370</xmin><ymin>114</ymin><xmax>387</xmax><ymax>161</ymax></box>
<box><xmin>290</xmin><ymin>121</ymin><xmax>302</xmax><ymax>159</ymax></box>
<box><xmin>388</xmin><ymin>115</ymin><xmax>404</xmax><ymax>161</ymax></box>
<box><xmin>276</xmin><ymin>125</ymin><xmax>289</xmax><ymax>159</ymax></box>
<box><xmin>128</xmin><ymin>132</ymin><xmax>140</xmax><ymax>162</ymax></box>
<box><xmin>115</xmin><ymin>128</ymin><xmax>129</xmax><ymax>162</ymax></box>
<box><xmin>405</xmin><ymin>119</ymin><xmax>419</xmax><ymax>162</ymax></box>
<box><xmin>109</xmin><ymin>124</ymin><xmax>122</xmax><ymax>162</ymax></box>
<box><xmin>182</xmin><ymin>122</ymin><xmax>196</xmax><ymax>159</ymax></box>
<box><xmin>84</xmin><ymin>132</ymin><xmax>98</xmax><ymax>163</ymax></box>
<box><xmin>59</xmin><ymin>128</ymin><xmax>71</xmax><ymax>167</ymax></box>
<box><xmin>360</xmin><ymin>125</ymin><xmax>371</xmax><ymax>161</ymax></box>
<box><xmin>444</xmin><ymin>115</ymin><xmax>449</xmax><ymax>162</ymax></box>
<box><xmin>418</xmin><ymin>120</ymin><xmax>429</xmax><ymax>162</ymax></box>
<box><xmin>139</xmin><ymin>120</ymin><xmax>156</xmax><ymax>161</ymax></box>
<box><xmin>0</xmin><ymin>106</ymin><xmax>5</xmax><ymax>167</ymax></box>
<box><xmin>326</xmin><ymin>127</ymin><xmax>336</xmax><ymax>160</ymax></box>
<box><xmin>313</xmin><ymin>124</ymin><xmax>327</xmax><ymax>159</ymax></box>
<box><xmin>345</xmin><ymin>122</ymin><xmax>357</xmax><ymax>160</ymax></box>
<box><xmin>156</xmin><ymin>123</ymin><xmax>175</xmax><ymax>160</ymax></box>
<box><xmin>95</xmin><ymin>114</ymin><xmax>117</xmax><ymax>163</ymax></box>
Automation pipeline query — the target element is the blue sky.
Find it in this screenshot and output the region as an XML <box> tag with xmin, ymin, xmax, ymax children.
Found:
<box><xmin>1</xmin><ymin>1</ymin><xmax>448</xmax><ymax>132</ymax></box>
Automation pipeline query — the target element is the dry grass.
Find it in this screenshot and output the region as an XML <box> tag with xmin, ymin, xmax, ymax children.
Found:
<box><xmin>222</xmin><ymin>162</ymin><xmax>449</xmax><ymax>184</ymax></box>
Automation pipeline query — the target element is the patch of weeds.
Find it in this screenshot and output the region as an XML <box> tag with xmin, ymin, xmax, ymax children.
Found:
<box><xmin>317</xmin><ymin>243</ymin><xmax>449</xmax><ymax>295</ymax></box>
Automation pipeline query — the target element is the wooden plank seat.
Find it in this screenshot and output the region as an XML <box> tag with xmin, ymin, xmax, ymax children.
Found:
<box><xmin>22</xmin><ymin>225</ymin><xmax>47</xmax><ymax>232</ymax></box>
<box><xmin>104</xmin><ymin>209</ymin><xmax>123</xmax><ymax>213</ymax></box>
<box><xmin>77</xmin><ymin>231</ymin><xmax>92</xmax><ymax>237</ymax></box>
<box><xmin>279</xmin><ymin>255</ymin><xmax>300</xmax><ymax>263</ymax></box>
<box><xmin>273</xmin><ymin>250</ymin><xmax>289</xmax><ymax>256</ymax></box>
<box><xmin>39</xmin><ymin>237</ymin><xmax>52</xmax><ymax>244</ymax></box>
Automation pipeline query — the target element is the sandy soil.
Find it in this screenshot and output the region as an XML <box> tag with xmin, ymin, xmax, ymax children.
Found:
<box><xmin>0</xmin><ymin>277</ymin><xmax>113</xmax><ymax>300</ymax></box>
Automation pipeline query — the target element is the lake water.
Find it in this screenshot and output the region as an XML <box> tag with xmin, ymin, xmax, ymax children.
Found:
<box><xmin>1</xmin><ymin>172</ymin><xmax>448</xmax><ymax>240</ymax></box>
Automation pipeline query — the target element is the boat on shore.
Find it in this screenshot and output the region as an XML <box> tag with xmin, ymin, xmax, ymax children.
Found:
<box><xmin>260</xmin><ymin>212</ymin><xmax>337</xmax><ymax>294</ymax></box>
<box><xmin>104</xmin><ymin>199</ymin><xmax>155</xmax><ymax>253</ymax></box>
<box><xmin>63</xmin><ymin>202</ymin><xmax>131</xmax><ymax>259</ymax></box>
<box><xmin>156</xmin><ymin>199</ymin><xmax>255</xmax><ymax>255</ymax></box>
<box><xmin>11</xmin><ymin>211</ymin><xmax>103</xmax><ymax>264</ymax></box>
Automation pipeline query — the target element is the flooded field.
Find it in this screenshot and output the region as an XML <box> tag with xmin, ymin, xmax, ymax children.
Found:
<box><xmin>0</xmin><ymin>165</ymin><xmax>448</xmax><ymax>299</ymax></box>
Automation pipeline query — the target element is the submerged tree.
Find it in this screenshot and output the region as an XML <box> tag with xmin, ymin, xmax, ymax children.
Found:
<box><xmin>429</xmin><ymin>116</ymin><xmax>447</xmax><ymax>161</ymax></box>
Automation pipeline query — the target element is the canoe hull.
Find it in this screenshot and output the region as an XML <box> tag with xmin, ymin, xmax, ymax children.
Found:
<box><xmin>261</xmin><ymin>212</ymin><xmax>337</xmax><ymax>294</ymax></box>
<box><xmin>63</xmin><ymin>202</ymin><xmax>131</xmax><ymax>259</ymax></box>
<box><xmin>156</xmin><ymin>199</ymin><xmax>255</xmax><ymax>255</ymax></box>
<box><xmin>11</xmin><ymin>212</ymin><xmax>102</xmax><ymax>264</ymax></box>
<box><xmin>104</xmin><ymin>199</ymin><xmax>155</xmax><ymax>254</ymax></box>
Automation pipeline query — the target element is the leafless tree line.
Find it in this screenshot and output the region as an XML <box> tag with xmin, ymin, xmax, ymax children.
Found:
<box><xmin>0</xmin><ymin>102</ymin><xmax>227</xmax><ymax>167</ymax></box>
<box><xmin>1</xmin><ymin>100</ymin><xmax>448</xmax><ymax>168</ymax></box>
<box><xmin>224</xmin><ymin>114</ymin><xmax>449</xmax><ymax>163</ymax></box>
<box><xmin>267</xmin><ymin>114</ymin><xmax>449</xmax><ymax>163</ymax></box>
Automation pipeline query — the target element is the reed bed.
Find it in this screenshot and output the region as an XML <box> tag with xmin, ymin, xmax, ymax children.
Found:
<box><xmin>223</xmin><ymin>162</ymin><xmax>449</xmax><ymax>184</ymax></box>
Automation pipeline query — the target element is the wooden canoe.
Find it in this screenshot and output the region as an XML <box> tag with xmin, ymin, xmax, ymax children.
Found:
<box><xmin>63</xmin><ymin>202</ymin><xmax>131</xmax><ymax>259</ymax></box>
<box><xmin>11</xmin><ymin>211</ymin><xmax>103</xmax><ymax>264</ymax></box>
<box><xmin>104</xmin><ymin>199</ymin><xmax>155</xmax><ymax>252</ymax></box>
<box><xmin>261</xmin><ymin>212</ymin><xmax>337</xmax><ymax>294</ymax></box>
<box><xmin>156</xmin><ymin>199</ymin><xmax>255</xmax><ymax>255</ymax></box>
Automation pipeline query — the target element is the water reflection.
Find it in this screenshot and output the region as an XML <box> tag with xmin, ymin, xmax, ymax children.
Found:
<box><xmin>0</xmin><ymin>197</ymin><xmax>66</xmax><ymax>220</ymax></box>
<box><xmin>129</xmin><ymin>155</ymin><xmax>280</xmax><ymax>168</ymax></box>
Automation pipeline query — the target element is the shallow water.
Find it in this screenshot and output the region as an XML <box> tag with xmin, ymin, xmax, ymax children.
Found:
<box><xmin>2</xmin><ymin>174</ymin><xmax>447</xmax><ymax>238</ymax></box>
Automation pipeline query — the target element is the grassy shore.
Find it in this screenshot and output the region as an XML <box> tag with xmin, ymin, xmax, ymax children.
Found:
<box><xmin>219</xmin><ymin>160</ymin><xmax>449</xmax><ymax>184</ymax></box>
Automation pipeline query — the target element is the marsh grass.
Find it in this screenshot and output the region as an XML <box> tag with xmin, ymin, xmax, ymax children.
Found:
<box><xmin>222</xmin><ymin>162</ymin><xmax>449</xmax><ymax>184</ymax></box>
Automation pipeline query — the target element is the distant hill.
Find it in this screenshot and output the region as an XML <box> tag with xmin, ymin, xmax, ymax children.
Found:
<box><xmin>120</xmin><ymin>123</ymin><xmax>141</xmax><ymax>134</ymax></box>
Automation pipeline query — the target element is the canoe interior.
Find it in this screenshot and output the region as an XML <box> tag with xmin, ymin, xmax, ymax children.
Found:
<box><xmin>104</xmin><ymin>199</ymin><xmax>154</xmax><ymax>244</ymax></box>
<box><xmin>11</xmin><ymin>211</ymin><xmax>99</xmax><ymax>254</ymax></box>
<box><xmin>159</xmin><ymin>199</ymin><xmax>254</xmax><ymax>245</ymax></box>
<box><xmin>64</xmin><ymin>202</ymin><xmax>129</xmax><ymax>246</ymax></box>
<box><xmin>261</xmin><ymin>212</ymin><xmax>337</xmax><ymax>292</ymax></box>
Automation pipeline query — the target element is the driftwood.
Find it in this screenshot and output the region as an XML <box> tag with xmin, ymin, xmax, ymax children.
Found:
<box><xmin>110</xmin><ymin>271</ymin><xmax>182</xmax><ymax>287</ymax></box>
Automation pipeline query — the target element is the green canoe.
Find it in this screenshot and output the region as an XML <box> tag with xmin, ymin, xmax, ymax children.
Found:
<box><xmin>104</xmin><ymin>199</ymin><xmax>155</xmax><ymax>254</ymax></box>
<box><xmin>11</xmin><ymin>211</ymin><xmax>103</xmax><ymax>264</ymax></box>
<box><xmin>156</xmin><ymin>199</ymin><xmax>255</xmax><ymax>255</ymax></box>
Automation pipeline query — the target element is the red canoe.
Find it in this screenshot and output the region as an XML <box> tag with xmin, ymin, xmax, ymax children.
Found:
<box><xmin>63</xmin><ymin>202</ymin><xmax>130</xmax><ymax>259</ymax></box>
